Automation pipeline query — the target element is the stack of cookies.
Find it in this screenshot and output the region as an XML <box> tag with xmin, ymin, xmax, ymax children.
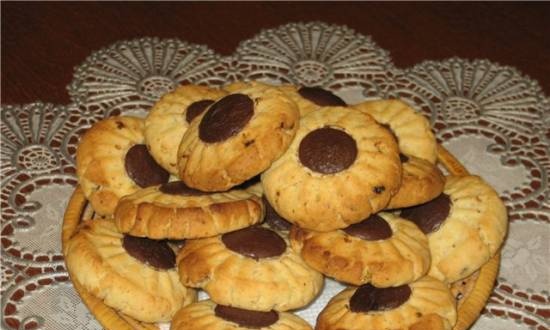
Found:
<box><xmin>64</xmin><ymin>80</ymin><xmax>508</xmax><ymax>330</ymax></box>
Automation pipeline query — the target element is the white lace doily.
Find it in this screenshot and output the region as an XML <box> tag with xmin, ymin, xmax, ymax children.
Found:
<box><xmin>1</xmin><ymin>21</ymin><xmax>549</xmax><ymax>330</ymax></box>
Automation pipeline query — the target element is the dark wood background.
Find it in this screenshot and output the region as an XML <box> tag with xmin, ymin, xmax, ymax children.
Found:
<box><xmin>2</xmin><ymin>2</ymin><xmax>550</xmax><ymax>105</ymax></box>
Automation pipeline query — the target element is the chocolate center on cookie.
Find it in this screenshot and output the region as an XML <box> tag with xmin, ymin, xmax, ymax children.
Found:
<box><xmin>400</xmin><ymin>193</ymin><xmax>452</xmax><ymax>234</ymax></box>
<box><xmin>343</xmin><ymin>214</ymin><xmax>392</xmax><ymax>241</ymax></box>
<box><xmin>299</xmin><ymin>127</ymin><xmax>357</xmax><ymax>174</ymax></box>
<box><xmin>215</xmin><ymin>305</ymin><xmax>279</xmax><ymax>328</ymax></box>
<box><xmin>199</xmin><ymin>94</ymin><xmax>254</xmax><ymax>143</ymax></box>
<box><xmin>262</xmin><ymin>196</ymin><xmax>292</xmax><ymax>231</ymax></box>
<box><xmin>298</xmin><ymin>86</ymin><xmax>347</xmax><ymax>107</ymax></box>
<box><xmin>186</xmin><ymin>99</ymin><xmax>215</xmax><ymax>123</ymax></box>
<box><xmin>222</xmin><ymin>226</ymin><xmax>286</xmax><ymax>260</ymax></box>
<box><xmin>349</xmin><ymin>283</ymin><xmax>412</xmax><ymax>313</ymax></box>
<box><xmin>159</xmin><ymin>181</ymin><xmax>209</xmax><ymax>196</ymax></box>
<box><xmin>122</xmin><ymin>235</ymin><xmax>175</xmax><ymax>270</ymax></box>
<box><xmin>125</xmin><ymin>144</ymin><xmax>170</xmax><ymax>188</ymax></box>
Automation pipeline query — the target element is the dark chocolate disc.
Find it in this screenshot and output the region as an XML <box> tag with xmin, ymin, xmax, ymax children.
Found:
<box><xmin>222</xmin><ymin>226</ymin><xmax>286</xmax><ymax>260</ymax></box>
<box><xmin>299</xmin><ymin>127</ymin><xmax>357</xmax><ymax>174</ymax></box>
<box><xmin>199</xmin><ymin>94</ymin><xmax>254</xmax><ymax>143</ymax></box>
<box><xmin>159</xmin><ymin>181</ymin><xmax>209</xmax><ymax>196</ymax></box>
<box><xmin>349</xmin><ymin>283</ymin><xmax>412</xmax><ymax>313</ymax></box>
<box><xmin>298</xmin><ymin>86</ymin><xmax>347</xmax><ymax>107</ymax></box>
<box><xmin>125</xmin><ymin>144</ymin><xmax>170</xmax><ymax>188</ymax></box>
<box><xmin>343</xmin><ymin>214</ymin><xmax>392</xmax><ymax>241</ymax></box>
<box><xmin>122</xmin><ymin>235</ymin><xmax>175</xmax><ymax>270</ymax></box>
<box><xmin>215</xmin><ymin>305</ymin><xmax>279</xmax><ymax>328</ymax></box>
<box><xmin>400</xmin><ymin>193</ymin><xmax>452</xmax><ymax>234</ymax></box>
<box><xmin>399</xmin><ymin>153</ymin><xmax>409</xmax><ymax>163</ymax></box>
<box><xmin>186</xmin><ymin>99</ymin><xmax>215</xmax><ymax>123</ymax></box>
<box><xmin>262</xmin><ymin>196</ymin><xmax>292</xmax><ymax>231</ymax></box>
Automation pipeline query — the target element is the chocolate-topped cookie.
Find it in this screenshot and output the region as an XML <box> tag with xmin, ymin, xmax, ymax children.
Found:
<box><xmin>178</xmin><ymin>84</ymin><xmax>299</xmax><ymax>191</ymax></box>
<box><xmin>64</xmin><ymin>220</ymin><xmax>196</xmax><ymax>323</ymax></box>
<box><xmin>171</xmin><ymin>300</ymin><xmax>312</xmax><ymax>330</ymax></box>
<box><xmin>353</xmin><ymin>99</ymin><xmax>445</xmax><ymax>209</ymax></box>
<box><xmin>400</xmin><ymin>175</ymin><xmax>508</xmax><ymax>283</ymax></box>
<box><xmin>177</xmin><ymin>225</ymin><xmax>323</xmax><ymax>311</ymax></box>
<box><xmin>76</xmin><ymin>116</ymin><xmax>169</xmax><ymax>215</ymax></box>
<box><xmin>262</xmin><ymin>106</ymin><xmax>401</xmax><ymax>232</ymax></box>
<box><xmin>144</xmin><ymin>84</ymin><xmax>227</xmax><ymax>175</ymax></box>
<box><xmin>114</xmin><ymin>182</ymin><xmax>264</xmax><ymax>240</ymax></box>
<box><xmin>290</xmin><ymin>212</ymin><xmax>430</xmax><ymax>287</ymax></box>
<box><xmin>316</xmin><ymin>276</ymin><xmax>457</xmax><ymax>330</ymax></box>
<box><xmin>353</xmin><ymin>99</ymin><xmax>438</xmax><ymax>164</ymax></box>
<box><xmin>277</xmin><ymin>84</ymin><xmax>347</xmax><ymax>117</ymax></box>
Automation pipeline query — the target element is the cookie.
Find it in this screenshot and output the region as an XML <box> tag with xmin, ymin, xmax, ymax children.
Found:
<box><xmin>353</xmin><ymin>99</ymin><xmax>438</xmax><ymax>164</ymax></box>
<box><xmin>177</xmin><ymin>84</ymin><xmax>300</xmax><ymax>191</ymax></box>
<box><xmin>171</xmin><ymin>300</ymin><xmax>312</xmax><ymax>330</ymax></box>
<box><xmin>63</xmin><ymin>219</ymin><xmax>196</xmax><ymax>322</ymax></box>
<box><xmin>400</xmin><ymin>175</ymin><xmax>508</xmax><ymax>283</ymax></box>
<box><xmin>316</xmin><ymin>276</ymin><xmax>457</xmax><ymax>330</ymax></box>
<box><xmin>262</xmin><ymin>107</ymin><xmax>401</xmax><ymax>232</ymax></box>
<box><xmin>76</xmin><ymin>116</ymin><xmax>170</xmax><ymax>215</ymax></box>
<box><xmin>277</xmin><ymin>85</ymin><xmax>347</xmax><ymax>116</ymax></box>
<box><xmin>353</xmin><ymin>99</ymin><xmax>443</xmax><ymax>208</ymax></box>
<box><xmin>144</xmin><ymin>84</ymin><xmax>227</xmax><ymax>174</ymax></box>
<box><xmin>290</xmin><ymin>212</ymin><xmax>430</xmax><ymax>287</ymax></box>
<box><xmin>177</xmin><ymin>226</ymin><xmax>323</xmax><ymax>311</ymax></box>
<box><xmin>114</xmin><ymin>180</ymin><xmax>264</xmax><ymax>239</ymax></box>
<box><xmin>386</xmin><ymin>154</ymin><xmax>445</xmax><ymax>209</ymax></box>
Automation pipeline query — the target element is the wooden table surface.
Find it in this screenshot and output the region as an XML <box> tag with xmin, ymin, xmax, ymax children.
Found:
<box><xmin>2</xmin><ymin>2</ymin><xmax>549</xmax><ymax>105</ymax></box>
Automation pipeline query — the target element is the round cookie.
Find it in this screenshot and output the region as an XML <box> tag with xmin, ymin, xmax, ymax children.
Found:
<box><xmin>290</xmin><ymin>212</ymin><xmax>430</xmax><ymax>287</ymax></box>
<box><xmin>353</xmin><ymin>99</ymin><xmax>442</xmax><ymax>208</ymax></box>
<box><xmin>353</xmin><ymin>99</ymin><xmax>437</xmax><ymax>163</ymax></box>
<box><xmin>177</xmin><ymin>84</ymin><xmax>300</xmax><ymax>191</ymax></box>
<box><xmin>64</xmin><ymin>219</ymin><xmax>196</xmax><ymax>322</ymax></box>
<box><xmin>262</xmin><ymin>106</ymin><xmax>401</xmax><ymax>232</ymax></box>
<box><xmin>316</xmin><ymin>276</ymin><xmax>457</xmax><ymax>330</ymax></box>
<box><xmin>171</xmin><ymin>300</ymin><xmax>312</xmax><ymax>330</ymax></box>
<box><xmin>144</xmin><ymin>84</ymin><xmax>227</xmax><ymax>175</ymax></box>
<box><xmin>400</xmin><ymin>175</ymin><xmax>508</xmax><ymax>283</ymax></box>
<box><xmin>177</xmin><ymin>226</ymin><xmax>323</xmax><ymax>311</ymax></box>
<box><xmin>114</xmin><ymin>180</ymin><xmax>264</xmax><ymax>240</ymax></box>
<box><xmin>277</xmin><ymin>85</ymin><xmax>347</xmax><ymax>116</ymax></box>
<box><xmin>76</xmin><ymin>116</ymin><xmax>170</xmax><ymax>215</ymax></box>
<box><xmin>386</xmin><ymin>154</ymin><xmax>445</xmax><ymax>209</ymax></box>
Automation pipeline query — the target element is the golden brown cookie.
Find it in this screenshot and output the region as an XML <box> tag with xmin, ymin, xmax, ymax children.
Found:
<box><xmin>262</xmin><ymin>107</ymin><xmax>401</xmax><ymax>232</ymax></box>
<box><xmin>76</xmin><ymin>116</ymin><xmax>170</xmax><ymax>215</ymax></box>
<box><xmin>353</xmin><ymin>99</ymin><xmax>443</xmax><ymax>208</ymax></box>
<box><xmin>177</xmin><ymin>226</ymin><xmax>323</xmax><ymax>311</ymax></box>
<box><xmin>353</xmin><ymin>99</ymin><xmax>438</xmax><ymax>164</ymax></box>
<box><xmin>171</xmin><ymin>300</ymin><xmax>312</xmax><ymax>330</ymax></box>
<box><xmin>290</xmin><ymin>212</ymin><xmax>430</xmax><ymax>287</ymax></box>
<box><xmin>177</xmin><ymin>84</ymin><xmax>299</xmax><ymax>191</ymax></box>
<box><xmin>400</xmin><ymin>175</ymin><xmax>508</xmax><ymax>283</ymax></box>
<box><xmin>315</xmin><ymin>276</ymin><xmax>457</xmax><ymax>330</ymax></box>
<box><xmin>144</xmin><ymin>84</ymin><xmax>227</xmax><ymax>175</ymax></box>
<box><xmin>64</xmin><ymin>219</ymin><xmax>196</xmax><ymax>323</ymax></box>
<box><xmin>277</xmin><ymin>85</ymin><xmax>347</xmax><ymax>116</ymax></box>
<box><xmin>386</xmin><ymin>154</ymin><xmax>446</xmax><ymax>209</ymax></box>
<box><xmin>114</xmin><ymin>181</ymin><xmax>264</xmax><ymax>239</ymax></box>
